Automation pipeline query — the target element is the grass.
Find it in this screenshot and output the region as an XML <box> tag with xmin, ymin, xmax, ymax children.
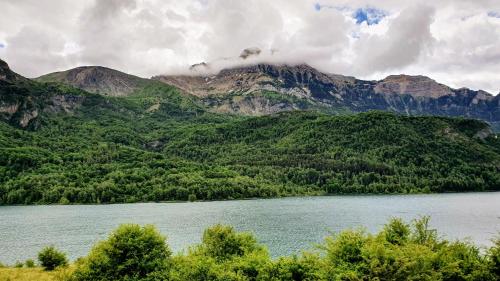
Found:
<box><xmin>0</xmin><ymin>267</ymin><xmax>72</xmax><ymax>281</ymax></box>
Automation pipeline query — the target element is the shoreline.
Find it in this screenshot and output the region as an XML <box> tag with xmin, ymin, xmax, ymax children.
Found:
<box><xmin>0</xmin><ymin>190</ymin><xmax>499</xmax><ymax>207</ymax></box>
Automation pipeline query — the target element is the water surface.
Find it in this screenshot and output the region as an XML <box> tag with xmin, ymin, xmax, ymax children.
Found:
<box><xmin>1</xmin><ymin>193</ymin><xmax>499</xmax><ymax>264</ymax></box>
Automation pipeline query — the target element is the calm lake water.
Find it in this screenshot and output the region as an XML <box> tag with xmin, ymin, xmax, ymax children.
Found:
<box><xmin>1</xmin><ymin>193</ymin><xmax>500</xmax><ymax>264</ymax></box>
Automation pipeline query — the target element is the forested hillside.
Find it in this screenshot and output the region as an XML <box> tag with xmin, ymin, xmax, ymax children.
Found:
<box><xmin>1</xmin><ymin>59</ymin><xmax>499</xmax><ymax>204</ymax></box>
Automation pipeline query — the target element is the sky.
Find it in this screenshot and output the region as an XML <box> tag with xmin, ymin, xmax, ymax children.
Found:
<box><xmin>0</xmin><ymin>0</ymin><xmax>499</xmax><ymax>94</ymax></box>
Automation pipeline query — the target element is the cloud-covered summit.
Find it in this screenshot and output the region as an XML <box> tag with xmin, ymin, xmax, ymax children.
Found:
<box><xmin>0</xmin><ymin>0</ymin><xmax>499</xmax><ymax>94</ymax></box>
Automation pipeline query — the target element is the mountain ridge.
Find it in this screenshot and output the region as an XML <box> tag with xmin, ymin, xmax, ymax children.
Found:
<box><xmin>6</xmin><ymin>58</ymin><xmax>500</xmax><ymax>131</ymax></box>
<box><xmin>155</xmin><ymin>63</ymin><xmax>496</xmax><ymax>97</ymax></box>
<box><xmin>153</xmin><ymin>63</ymin><xmax>499</xmax><ymax>131</ymax></box>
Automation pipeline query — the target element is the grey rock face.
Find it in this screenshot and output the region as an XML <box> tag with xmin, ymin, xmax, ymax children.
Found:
<box><xmin>154</xmin><ymin>64</ymin><xmax>500</xmax><ymax>129</ymax></box>
<box><xmin>0</xmin><ymin>59</ymin><xmax>86</xmax><ymax>128</ymax></box>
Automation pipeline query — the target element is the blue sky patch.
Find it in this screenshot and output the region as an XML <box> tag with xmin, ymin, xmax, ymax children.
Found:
<box><xmin>313</xmin><ymin>3</ymin><xmax>343</xmax><ymax>12</ymax></box>
<box><xmin>314</xmin><ymin>4</ymin><xmax>387</xmax><ymax>26</ymax></box>
<box><xmin>353</xmin><ymin>7</ymin><xmax>387</xmax><ymax>25</ymax></box>
<box><xmin>488</xmin><ymin>11</ymin><xmax>500</xmax><ymax>18</ymax></box>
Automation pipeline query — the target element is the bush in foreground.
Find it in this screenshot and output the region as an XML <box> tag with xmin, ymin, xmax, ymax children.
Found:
<box><xmin>321</xmin><ymin>217</ymin><xmax>495</xmax><ymax>280</ymax></box>
<box><xmin>490</xmin><ymin>238</ymin><xmax>500</xmax><ymax>278</ymax></box>
<box><xmin>170</xmin><ymin>225</ymin><xmax>270</xmax><ymax>280</ymax></box>
<box><xmin>71</xmin><ymin>224</ymin><xmax>171</xmax><ymax>281</ymax></box>
<box><xmin>37</xmin><ymin>246</ymin><xmax>68</xmax><ymax>271</ymax></box>
<box><xmin>25</xmin><ymin>259</ymin><xmax>35</xmax><ymax>268</ymax></box>
<box><xmin>15</xmin><ymin>218</ymin><xmax>499</xmax><ymax>280</ymax></box>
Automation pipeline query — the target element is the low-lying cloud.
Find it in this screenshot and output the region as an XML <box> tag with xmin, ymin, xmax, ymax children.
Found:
<box><xmin>0</xmin><ymin>0</ymin><xmax>499</xmax><ymax>94</ymax></box>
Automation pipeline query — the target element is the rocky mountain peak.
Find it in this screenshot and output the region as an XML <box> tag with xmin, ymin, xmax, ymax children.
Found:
<box><xmin>218</xmin><ymin>63</ymin><xmax>318</xmax><ymax>75</ymax></box>
<box><xmin>375</xmin><ymin>74</ymin><xmax>454</xmax><ymax>98</ymax></box>
<box><xmin>154</xmin><ymin>63</ymin><xmax>345</xmax><ymax>99</ymax></box>
<box><xmin>36</xmin><ymin>66</ymin><xmax>149</xmax><ymax>96</ymax></box>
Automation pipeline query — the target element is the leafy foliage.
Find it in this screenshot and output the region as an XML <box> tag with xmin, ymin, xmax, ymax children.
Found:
<box><xmin>71</xmin><ymin>224</ymin><xmax>171</xmax><ymax>281</ymax></box>
<box><xmin>490</xmin><ymin>238</ymin><xmax>500</xmax><ymax>278</ymax></box>
<box><xmin>171</xmin><ymin>218</ymin><xmax>499</xmax><ymax>280</ymax></box>
<box><xmin>37</xmin><ymin>246</ymin><xmax>68</xmax><ymax>271</ymax></box>
<box><xmin>2</xmin><ymin>218</ymin><xmax>500</xmax><ymax>280</ymax></box>
<box><xmin>15</xmin><ymin>219</ymin><xmax>494</xmax><ymax>280</ymax></box>
<box><xmin>171</xmin><ymin>225</ymin><xmax>270</xmax><ymax>281</ymax></box>
<box><xmin>24</xmin><ymin>259</ymin><xmax>35</xmax><ymax>268</ymax></box>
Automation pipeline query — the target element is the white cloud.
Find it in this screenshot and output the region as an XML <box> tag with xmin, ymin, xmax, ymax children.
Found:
<box><xmin>352</xmin><ymin>5</ymin><xmax>436</xmax><ymax>75</ymax></box>
<box><xmin>0</xmin><ymin>0</ymin><xmax>499</xmax><ymax>94</ymax></box>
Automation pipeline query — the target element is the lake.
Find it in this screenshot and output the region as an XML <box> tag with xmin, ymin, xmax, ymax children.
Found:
<box><xmin>1</xmin><ymin>192</ymin><xmax>500</xmax><ymax>264</ymax></box>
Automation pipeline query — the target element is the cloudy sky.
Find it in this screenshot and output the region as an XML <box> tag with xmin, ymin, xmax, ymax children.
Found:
<box><xmin>1</xmin><ymin>0</ymin><xmax>499</xmax><ymax>94</ymax></box>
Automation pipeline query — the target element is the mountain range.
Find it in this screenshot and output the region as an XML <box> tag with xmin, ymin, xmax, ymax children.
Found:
<box><xmin>31</xmin><ymin>61</ymin><xmax>500</xmax><ymax>131</ymax></box>
<box><xmin>0</xmin><ymin>57</ymin><xmax>499</xmax><ymax>204</ymax></box>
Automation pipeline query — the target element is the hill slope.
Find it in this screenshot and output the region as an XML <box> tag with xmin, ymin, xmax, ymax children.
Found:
<box><xmin>0</xmin><ymin>59</ymin><xmax>203</xmax><ymax>129</ymax></box>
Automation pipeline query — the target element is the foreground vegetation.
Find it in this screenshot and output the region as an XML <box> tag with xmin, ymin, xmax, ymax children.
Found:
<box><xmin>1</xmin><ymin>78</ymin><xmax>500</xmax><ymax>205</ymax></box>
<box><xmin>1</xmin><ymin>217</ymin><xmax>499</xmax><ymax>280</ymax></box>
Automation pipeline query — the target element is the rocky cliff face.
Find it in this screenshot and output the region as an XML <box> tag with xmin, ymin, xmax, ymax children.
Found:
<box><xmin>154</xmin><ymin>63</ymin><xmax>500</xmax><ymax>130</ymax></box>
<box><xmin>36</xmin><ymin>66</ymin><xmax>150</xmax><ymax>97</ymax></box>
<box><xmin>154</xmin><ymin>64</ymin><xmax>354</xmax><ymax>99</ymax></box>
<box><xmin>0</xmin><ymin>59</ymin><xmax>86</xmax><ymax>128</ymax></box>
<box><xmin>374</xmin><ymin>75</ymin><xmax>454</xmax><ymax>98</ymax></box>
<box><xmin>0</xmin><ymin>59</ymin><xmax>27</xmax><ymax>83</ymax></box>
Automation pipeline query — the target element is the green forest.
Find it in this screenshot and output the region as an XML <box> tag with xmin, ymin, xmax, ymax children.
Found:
<box><xmin>2</xmin><ymin>217</ymin><xmax>500</xmax><ymax>280</ymax></box>
<box><xmin>1</xmin><ymin>80</ymin><xmax>499</xmax><ymax>204</ymax></box>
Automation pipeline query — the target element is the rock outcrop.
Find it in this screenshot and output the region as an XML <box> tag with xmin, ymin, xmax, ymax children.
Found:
<box><xmin>0</xmin><ymin>59</ymin><xmax>86</xmax><ymax>128</ymax></box>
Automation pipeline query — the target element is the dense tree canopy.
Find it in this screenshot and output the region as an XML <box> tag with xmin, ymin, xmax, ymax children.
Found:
<box><xmin>1</xmin><ymin>81</ymin><xmax>499</xmax><ymax>204</ymax></box>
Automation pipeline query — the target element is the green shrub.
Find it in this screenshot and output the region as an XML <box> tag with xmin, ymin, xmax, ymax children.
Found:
<box><xmin>260</xmin><ymin>254</ymin><xmax>323</xmax><ymax>281</ymax></box>
<box><xmin>37</xmin><ymin>246</ymin><xmax>68</xmax><ymax>270</ymax></box>
<box><xmin>383</xmin><ymin>217</ymin><xmax>410</xmax><ymax>245</ymax></box>
<box><xmin>23</xmin><ymin>219</ymin><xmax>500</xmax><ymax>280</ymax></box>
<box><xmin>72</xmin><ymin>224</ymin><xmax>171</xmax><ymax>281</ymax></box>
<box><xmin>411</xmin><ymin>216</ymin><xmax>437</xmax><ymax>245</ymax></box>
<box><xmin>25</xmin><ymin>259</ymin><xmax>35</xmax><ymax>268</ymax></box>
<box><xmin>171</xmin><ymin>224</ymin><xmax>270</xmax><ymax>281</ymax></box>
<box><xmin>488</xmin><ymin>238</ymin><xmax>500</xmax><ymax>277</ymax></box>
<box><xmin>14</xmin><ymin>261</ymin><xmax>24</xmax><ymax>268</ymax></box>
<box><xmin>200</xmin><ymin>224</ymin><xmax>264</xmax><ymax>262</ymax></box>
<box><xmin>319</xmin><ymin>217</ymin><xmax>497</xmax><ymax>280</ymax></box>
